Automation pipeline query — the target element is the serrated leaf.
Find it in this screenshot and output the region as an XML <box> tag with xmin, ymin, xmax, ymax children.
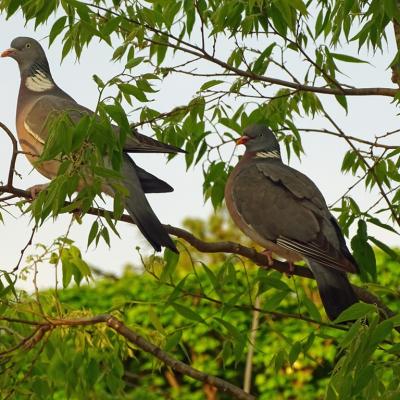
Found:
<box><xmin>334</xmin><ymin>303</ymin><xmax>375</xmax><ymax>323</ymax></box>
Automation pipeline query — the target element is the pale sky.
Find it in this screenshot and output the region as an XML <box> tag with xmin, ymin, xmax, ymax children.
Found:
<box><xmin>0</xmin><ymin>11</ymin><xmax>398</xmax><ymax>290</ymax></box>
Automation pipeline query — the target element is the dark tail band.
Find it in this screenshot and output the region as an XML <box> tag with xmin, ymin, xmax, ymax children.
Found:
<box><xmin>308</xmin><ymin>260</ymin><xmax>358</xmax><ymax>320</ymax></box>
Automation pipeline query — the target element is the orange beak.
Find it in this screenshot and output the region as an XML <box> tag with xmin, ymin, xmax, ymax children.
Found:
<box><xmin>1</xmin><ymin>48</ymin><xmax>16</xmax><ymax>58</ymax></box>
<box><xmin>236</xmin><ymin>136</ymin><xmax>250</xmax><ymax>145</ymax></box>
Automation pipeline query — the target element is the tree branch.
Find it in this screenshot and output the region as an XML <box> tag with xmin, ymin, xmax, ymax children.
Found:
<box><xmin>86</xmin><ymin>3</ymin><xmax>398</xmax><ymax>98</ymax></box>
<box><xmin>1</xmin><ymin>183</ymin><xmax>396</xmax><ymax>319</ymax></box>
<box><xmin>1</xmin><ymin>314</ymin><xmax>255</xmax><ymax>400</ymax></box>
<box><xmin>0</xmin><ymin>121</ymin><xmax>18</xmax><ymax>189</ymax></box>
<box><xmin>0</xmin><ymin>121</ymin><xmax>396</xmax><ymax>321</ymax></box>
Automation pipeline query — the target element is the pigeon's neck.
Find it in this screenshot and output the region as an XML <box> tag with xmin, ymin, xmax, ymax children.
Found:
<box><xmin>21</xmin><ymin>60</ymin><xmax>55</xmax><ymax>93</ymax></box>
<box><xmin>243</xmin><ymin>149</ymin><xmax>282</xmax><ymax>161</ymax></box>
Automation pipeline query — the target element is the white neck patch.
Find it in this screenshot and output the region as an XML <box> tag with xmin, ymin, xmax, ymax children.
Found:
<box><xmin>25</xmin><ymin>71</ymin><xmax>54</xmax><ymax>92</ymax></box>
<box><xmin>256</xmin><ymin>150</ymin><xmax>280</xmax><ymax>159</ymax></box>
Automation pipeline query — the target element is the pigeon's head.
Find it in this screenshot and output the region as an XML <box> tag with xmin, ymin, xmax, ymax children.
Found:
<box><xmin>237</xmin><ymin>124</ymin><xmax>281</xmax><ymax>155</ymax></box>
<box><xmin>1</xmin><ymin>37</ymin><xmax>49</xmax><ymax>73</ymax></box>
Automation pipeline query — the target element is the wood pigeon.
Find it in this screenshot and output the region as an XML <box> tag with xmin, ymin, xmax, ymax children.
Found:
<box><xmin>225</xmin><ymin>124</ymin><xmax>359</xmax><ymax>320</ymax></box>
<box><xmin>1</xmin><ymin>36</ymin><xmax>183</xmax><ymax>253</ymax></box>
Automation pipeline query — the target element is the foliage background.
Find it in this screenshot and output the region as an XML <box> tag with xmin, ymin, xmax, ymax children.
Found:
<box><xmin>0</xmin><ymin>0</ymin><xmax>400</xmax><ymax>399</ymax></box>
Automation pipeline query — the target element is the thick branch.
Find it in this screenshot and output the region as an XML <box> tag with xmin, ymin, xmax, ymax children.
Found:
<box><xmin>0</xmin><ymin>119</ymin><xmax>396</xmax><ymax>321</ymax></box>
<box><xmin>2</xmin><ymin>314</ymin><xmax>255</xmax><ymax>400</ymax></box>
<box><xmin>1</xmin><ymin>184</ymin><xmax>396</xmax><ymax>318</ymax></box>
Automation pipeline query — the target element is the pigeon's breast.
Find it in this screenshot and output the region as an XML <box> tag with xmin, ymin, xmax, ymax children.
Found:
<box><xmin>225</xmin><ymin>160</ymin><xmax>303</xmax><ymax>263</ymax></box>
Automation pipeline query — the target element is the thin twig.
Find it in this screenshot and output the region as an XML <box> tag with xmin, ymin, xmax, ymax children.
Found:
<box><xmin>84</xmin><ymin>3</ymin><xmax>398</xmax><ymax>98</ymax></box>
<box><xmin>12</xmin><ymin>226</ymin><xmax>36</xmax><ymax>273</ymax></box>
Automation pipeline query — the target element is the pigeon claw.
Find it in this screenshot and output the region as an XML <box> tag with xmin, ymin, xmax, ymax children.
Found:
<box><xmin>28</xmin><ymin>183</ymin><xmax>49</xmax><ymax>199</ymax></box>
<box><xmin>286</xmin><ymin>262</ymin><xmax>295</xmax><ymax>278</ymax></box>
<box><xmin>261</xmin><ymin>249</ymin><xmax>274</xmax><ymax>267</ymax></box>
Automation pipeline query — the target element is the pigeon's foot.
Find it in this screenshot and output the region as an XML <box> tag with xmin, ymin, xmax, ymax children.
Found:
<box><xmin>261</xmin><ymin>249</ymin><xmax>274</xmax><ymax>267</ymax></box>
<box><xmin>286</xmin><ymin>262</ymin><xmax>295</xmax><ymax>278</ymax></box>
<box><xmin>72</xmin><ymin>209</ymin><xmax>83</xmax><ymax>223</ymax></box>
<box><xmin>28</xmin><ymin>183</ymin><xmax>49</xmax><ymax>199</ymax></box>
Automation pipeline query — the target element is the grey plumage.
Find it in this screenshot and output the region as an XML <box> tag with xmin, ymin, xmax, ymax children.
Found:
<box><xmin>121</xmin><ymin>154</ymin><xmax>176</xmax><ymax>252</ymax></box>
<box><xmin>225</xmin><ymin>124</ymin><xmax>359</xmax><ymax>320</ymax></box>
<box><xmin>3</xmin><ymin>36</ymin><xmax>180</xmax><ymax>253</ymax></box>
<box><xmin>308</xmin><ymin>261</ymin><xmax>358</xmax><ymax>320</ymax></box>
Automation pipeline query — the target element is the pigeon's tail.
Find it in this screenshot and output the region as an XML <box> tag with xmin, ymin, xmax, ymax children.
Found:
<box><xmin>121</xmin><ymin>155</ymin><xmax>178</xmax><ymax>253</ymax></box>
<box><xmin>126</xmin><ymin>132</ymin><xmax>185</xmax><ymax>154</ymax></box>
<box><xmin>135</xmin><ymin>164</ymin><xmax>174</xmax><ymax>193</ymax></box>
<box><xmin>308</xmin><ymin>260</ymin><xmax>358</xmax><ymax>320</ymax></box>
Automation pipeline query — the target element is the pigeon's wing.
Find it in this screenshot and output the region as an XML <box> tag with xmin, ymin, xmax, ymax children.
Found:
<box><xmin>24</xmin><ymin>94</ymin><xmax>91</xmax><ymax>144</ymax></box>
<box><xmin>232</xmin><ymin>160</ymin><xmax>357</xmax><ymax>273</ymax></box>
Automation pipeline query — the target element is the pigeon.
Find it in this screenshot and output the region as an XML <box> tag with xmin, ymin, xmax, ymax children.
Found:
<box><xmin>225</xmin><ymin>124</ymin><xmax>359</xmax><ymax>320</ymax></box>
<box><xmin>2</xmin><ymin>36</ymin><xmax>183</xmax><ymax>253</ymax></box>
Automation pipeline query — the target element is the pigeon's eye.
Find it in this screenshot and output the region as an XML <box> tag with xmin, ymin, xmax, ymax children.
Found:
<box><xmin>25</xmin><ymin>43</ymin><xmax>31</xmax><ymax>49</ymax></box>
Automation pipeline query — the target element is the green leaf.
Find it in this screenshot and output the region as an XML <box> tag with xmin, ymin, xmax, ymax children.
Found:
<box><xmin>263</xmin><ymin>290</ymin><xmax>290</xmax><ymax>311</ymax></box>
<box><xmin>100</xmin><ymin>227</ymin><xmax>110</xmax><ymax>247</ymax></box>
<box><xmin>219</xmin><ymin>118</ymin><xmax>241</xmax><ymax>133</ymax></box>
<box><xmin>353</xmin><ymin>365</ymin><xmax>375</xmax><ymax>394</ymax></box>
<box><xmin>171</xmin><ymin>302</ymin><xmax>206</xmax><ymax>324</ymax></box>
<box><xmin>160</xmin><ymin>248</ymin><xmax>179</xmax><ymax>282</ymax></box>
<box><xmin>118</xmin><ymin>83</ymin><xmax>148</xmax><ymax>102</ymax></box>
<box><xmin>351</xmin><ymin>223</ymin><xmax>377</xmax><ymax>282</ymax></box>
<box><xmin>102</xmin><ymin>15</ymin><xmax>123</xmax><ymax>36</ymax></box>
<box><xmin>339</xmin><ymin>319</ymin><xmax>362</xmax><ymax>349</ymax></box>
<box><xmin>274</xmin><ymin>349</ymin><xmax>287</xmax><ymax>371</ymax></box>
<box><xmin>215</xmin><ymin>317</ymin><xmax>242</xmax><ymax>339</ymax></box>
<box><xmin>330</xmin><ymin>52</ymin><xmax>368</xmax><ymax>63</ymax></box>
<box><xmin>335</xmin><ymin>94</ymin><xmax>348</xmax><ymax>113</ymax></box>
<box><xmin>202</xmin><ymin>264</ymin><xmax>221</xmax><ymax>295</ymax></box>
<box><xmin>166</xmin><ymin>275</ymin><xmax>189</xmax><ymax>305</ymax></box>
<box><xmin>3</xmin><ymin>272</ymin><xmax>17</xmax><ymax>299</ymax></box>
<box><xmin>334</xmin><ymin>303</ymin><xmax>375</xmax><ymax>323</ymax></box>
<box><xmin>200</xmin><ymin>80</ymin><xmax>224</xmax><ymax>91</ymax></box>
<box><xmin>149</xmin><ymin>306</ymin><xmax>165</xmax><ymax>333</ymax></box>
<box><xmin>369</xmin><ymin>320</ymin><xmax>393</xmax><ymax>347</ymax></box>
<box><xmin>341</xmin><ymin>150</ymin><xmax>357</xmax><ymax>173</ymax></box>
<box><xmin>49</xmin><ymin>16</ymin><xmax>67</xmax><ymax>45</ymax></box>
<box><xmin>125</xmin><ymin>56</ymin><xmax>145</xmax><ymax>69</ymax></box>
<box><xmin>302</xmin><ymin>296</ymin><xmax>322</xmax><ymax>321</ymax></box>
<box><xmin>368</xmin><ymin>236</ymin><xmax>399</xmax><ymax>260</ymax></box>
<box><xmin>92</xmin><ymin>74</ymin><xmax>105</xmax><ymax>88</ymax></box>
<box><xmin>289</xmin><ymin>341</ymin><xmax>302</xmax><ymax>365</ymax></box>
<box><xmin>6</xmin><ymin>0</ymin><xmax>21</xmax><ymax>19</ymax></box>
<box><xmin>252</xmin><ymin>43</ymin><xmax>275</xmax><ymax>74</ymax></box>
<box><xmin>61</xmin><ymin>249</ymin><xmax>73</xmax><ymax>288</ymax></box>
<box><xmin>164</xmin><ymin>330</ymin><xmax>182</xmax><ymax>352</ymax></box>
